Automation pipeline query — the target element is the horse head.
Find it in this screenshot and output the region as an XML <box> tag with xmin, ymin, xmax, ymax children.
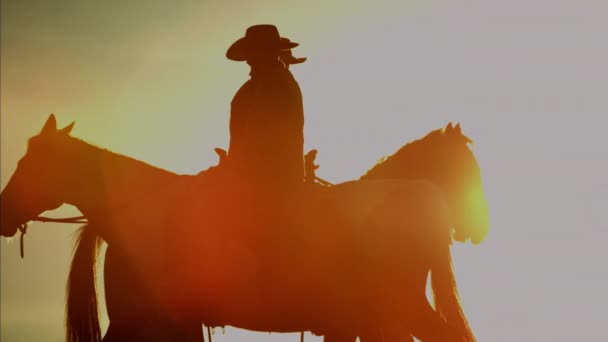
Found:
<box><xmin>362</xmin><ymin>122</ymin><xmax>490</xmax><ymax>244</ymax></box>
<box><xmin>1</xmin><ymin>114</ymin><xmax>76</xmax><ymax>237</ymax></box>
<box><xmin>436</xmin><ymin>123</ymin><xmax>490</xmax><ymax>244</ymax></box>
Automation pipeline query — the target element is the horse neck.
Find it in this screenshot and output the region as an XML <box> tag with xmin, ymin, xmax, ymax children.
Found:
<box><xmin>63</xmin><ymin>138</ymin><xmax>176</xmax><ymax>223</ymax></box>
<box><xmin>361</xmin><ymin>142</ymin><xmax>440</xmax><ymax>183</ymax></box>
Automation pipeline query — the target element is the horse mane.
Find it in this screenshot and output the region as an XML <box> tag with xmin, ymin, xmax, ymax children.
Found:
<box><xmin>361</xmin><ymin>124</ymin><xmax>474</xmax><ymax>181</ymax></box>
<box><xmin>30</xmin><ymin>132</ymin><xmax>178</xmax><ymax>181</ymax></box>
<box><xmin>361</xmin><ymin>127</ymin><xmax>446</xmax><ymax>180</ymax></box>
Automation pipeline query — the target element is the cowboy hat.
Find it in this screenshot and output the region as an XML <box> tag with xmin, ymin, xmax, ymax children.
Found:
<box><xmin>226</xmin><ymin>25</ymin><xmax>299</xmax><ymax>62</ymax></box>
<box><xmin>280</xmin><ymin>39</ymin><xmax>307</xmax><ymax>65</ymax></box>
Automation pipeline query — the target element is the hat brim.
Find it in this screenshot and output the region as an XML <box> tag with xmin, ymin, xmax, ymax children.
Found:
<box><xmin>283</xmin><ymin>56</ymin><xmax>307</xmax><ymax>65</ymax></box>
<box><xmin>226</xmin><ymin>38</ymin><xmax>299</xmax><ymax>62</ymax></box>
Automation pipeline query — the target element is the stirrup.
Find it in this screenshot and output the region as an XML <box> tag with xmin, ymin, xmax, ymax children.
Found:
<box><xmin>304</xmin><ymin>149</ymin><xmax>319</xmax><ymax>183</ymax></box>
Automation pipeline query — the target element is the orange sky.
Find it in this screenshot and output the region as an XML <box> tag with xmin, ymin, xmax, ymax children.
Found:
<box><xmin>2</xmin><ymin>0</ymin><xmax>608</xmax><ymax>341</ymax></box>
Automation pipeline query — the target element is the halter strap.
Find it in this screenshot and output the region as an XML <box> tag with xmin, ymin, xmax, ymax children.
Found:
<box><xmin>18</xmin><ymin>224</ymin><xmax>27</xmax><ymax>259</ymax></box>
<box><xmin>13</xmin><ymin>172</ymin><xmax>331</xmax><ymax>259</ymax></box>
<box><xmin>33</xmin><ymin>215</ymin><xmax>88</xmax><ymax>224</ymax></box>
<box><xmin>17</xmin><ymin>215</ymin><xmax>88</xmax><ymax>259</ymax></box>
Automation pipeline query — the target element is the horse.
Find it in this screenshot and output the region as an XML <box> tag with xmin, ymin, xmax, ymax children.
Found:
<box><xmin>103</xmin><ymin>123</ymin><xmax>490</xmax><ymax>342</ymax></box>
<box><xmin>0</xmin><ymin>114</ymin><xmax>489</xmax><ymax>342</ymax></box>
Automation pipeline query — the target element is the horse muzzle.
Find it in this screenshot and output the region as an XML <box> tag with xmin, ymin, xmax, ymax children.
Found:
<box><xmin>0</xmin><ymin>200</ymin><xmax>27</xmax><ymax>238</ymax></box>
<box><xmin>0</xmin><ymin>217</ymin><xmax>20</xmax><ymax>237</ymax></box>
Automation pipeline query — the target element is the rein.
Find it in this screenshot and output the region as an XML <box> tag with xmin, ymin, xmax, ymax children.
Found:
<box><xmin>34</xmin><ymin>215</ymin><xmax>88</xmax><ymax>224</ymax></box>
<box><xmin>14</xmin><ymin>171</ymin><xmax>330</xmax><ymax>260</ymax></box>
<box><xmin>12</xmin><ymin>156</ymin><xmax>332</xmax><ymax>260</ymax></box>
<box><xmin>17</xmin><ymin>215</ymin><xmax>88</xmax><ymax>259</ymax></box>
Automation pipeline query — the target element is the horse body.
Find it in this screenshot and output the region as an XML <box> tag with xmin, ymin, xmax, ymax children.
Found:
<box><xmin>93</xmin><ymin>164</ymin><xmax>450</xmax><ymax>337</ymax></box>
<box><xmin>162</xmin><ymin>179</ymin><xmax>451</xmax><ymax>331</ymax></box>
<box><xmin>0</xmin><ymin>115</ymin><xmax>489</xmax><ymax>342</ymax></box>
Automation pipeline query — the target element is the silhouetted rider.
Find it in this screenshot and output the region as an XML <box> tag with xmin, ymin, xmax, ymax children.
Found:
<box><xmin>226</xmin><ymin>25</ymin><xmax>305</xmax><ymax>187</ymax></box>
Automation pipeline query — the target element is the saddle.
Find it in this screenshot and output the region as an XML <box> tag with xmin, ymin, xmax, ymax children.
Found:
<box><xmin>200</xmin><ymin>146</ymin><xmax>340</xmax><ymax>226</ymax></box>
<box><xmin>202</xmin><ymin>147</ymin><xmax>333</xmax><ymax>188</ymax></box>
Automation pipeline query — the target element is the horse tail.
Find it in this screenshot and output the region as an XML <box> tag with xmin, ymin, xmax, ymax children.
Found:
<box><xmin>66</xmin><ymin>225</ymin><xmax>103</xmax><ymax>342</ymax></box>
<box><xmin>430</xmin><ymin>244</ymin><xmax>476</xmax><ymax>342</ymax></box>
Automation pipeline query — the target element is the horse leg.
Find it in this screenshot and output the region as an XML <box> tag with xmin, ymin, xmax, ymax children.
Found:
<box><xmin>101</xmin><ymin>321</ymin><xmax>148</xmax><ymax>342</ymax></box>
<box><xmin>359</xmin><ymin>326</ymin><xmax>382</xmax><ymax>342</ymax></box>
<box><xmin>363</xmin><ymin>328</ymin><xmax>414</xmax><ymax>342</ymax></box>
<box><xmin>104</xmin><ymin>245</ymin><xmax>199</xmax><ymax>342</ymax></box>
<box><xmin>102</xmin><ymin>319</ymin><xmax>203</xmax><ymax>342</ymax></box>
<box><xmin>324</xmin><ymin>331</ymin><xmax>357</xmax><ymax>342</ymax></box>
<box><xmin>355</xmin><ymin>296</ymin><xmax>414</xmax><ymax>342</ymax></box>
<box><xmin>101</xmin><ymin>322</ymin><xmax>128</xmax><ymax>342</ymax></box>
<box><xmin>358</xmin><ymin>310</ymin><xmax>415</xmax><ymax>342</ymax></box>
<box><xmin>406</xmin><ymin>298</ymin><xmax>465</xmax><ymax>342</ymax></box>
<box><xmin>374</xmin><ymin>285</ymin><xmax>461</xmax><ymax>342</ymax></box>
<box><xmin>169</xmin><ymin>320</ymin><xmax>204</xmax><ymax>342</ymax></box>
<box><xmin>353</xmin><ymin>286</ymin><xmax>418</xmax><ymax>342</ymax></box>
<box><xmin>139</xmin><ymin>319</ymin><xmax>203</xmax><ymax>342</ymax></box>
<box><xmin>102</xmin><ymin>320</ymin><xmax>161</xmax><ymax>342</ymax></box>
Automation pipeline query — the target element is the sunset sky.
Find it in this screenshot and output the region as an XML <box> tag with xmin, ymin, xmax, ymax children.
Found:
<box><xmin>2</xmin><ymin>0</ymin><xmax>607</xmax><ymax>341</ymax></box>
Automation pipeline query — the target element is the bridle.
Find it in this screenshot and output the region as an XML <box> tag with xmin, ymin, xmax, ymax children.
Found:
<box><xmin>17</xmin><ymin>215</ymin><xmax>88</xmax><ymax>259</ymax></box>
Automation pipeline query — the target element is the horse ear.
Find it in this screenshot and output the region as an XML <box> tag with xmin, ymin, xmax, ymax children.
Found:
<box><xmin>41</xmin><ymin>114</ymin><xmax>57</xmax><ymax>135</ymax></box>
<box><xmin>59</xmin><ymin>122</ymin><xmax>75</xmax><ymax>135</ymax></box>
<box><xmin>455</xmin><ymin>123</ymin><xmax>462</xmax><ymax>134</ymax></box>
<box><xmin>445</xmin><ymin>122</ymin><xmax>454</xmax><ymax>132</ymax></box>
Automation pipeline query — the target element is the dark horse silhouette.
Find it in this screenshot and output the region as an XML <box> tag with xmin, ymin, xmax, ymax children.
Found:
<box><xmin>0</xmin><ymin>115</ymin><xmax>489</xmax><ymax>342</ymax></box>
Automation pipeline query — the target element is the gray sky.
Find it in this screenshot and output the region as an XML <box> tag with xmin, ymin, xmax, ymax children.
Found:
<box><xmin>2</xmin><ymin>0</ymin><xmax>607</xmax><ymax>341</ymax></box>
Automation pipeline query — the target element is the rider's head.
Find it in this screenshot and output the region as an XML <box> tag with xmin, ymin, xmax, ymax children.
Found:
<box><xmin>246</xmin><ymin>49</ymin><xmax>281</xmax><ymax>68</ymax></box>
<box><xmin>226</xmin><ymin>25</ymin><xmax>299</xmax><ymax>68</ymax></box>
